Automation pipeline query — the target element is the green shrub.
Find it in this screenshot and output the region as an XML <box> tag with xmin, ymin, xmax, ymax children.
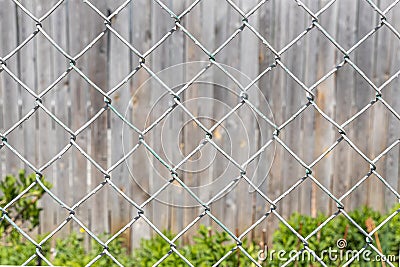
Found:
<box><xmin>270</xmin><ymin>205</ymin><xmax>400</xmax><ymax>266</ymax></box>
<box><xmin>0</xmin><ymin>231</ymin><xmax>131</xmax><ymax>266</ymax></box>
<box><xmin>0</xmin><ymin>170</ymin><xmax>52</xmax><ymax>235</ymax></box>
<box><xmin>0</xmin><ymin>170</ymin><xmax>52</xmax><ymax>265</ymax></box>
<box><xmin>49</xmin><ymin>232</ymin><xmax>130</xmax><ymax>267</ymax></box>
<box><xmin>0</xmin><ymin>171</ymin><xmax>399</xmax><ymax>266</ymax></box>
<box><xmin>131</xmin><ymin>225</ymin><xmax>260</xmax><ymax>266</ymax></box>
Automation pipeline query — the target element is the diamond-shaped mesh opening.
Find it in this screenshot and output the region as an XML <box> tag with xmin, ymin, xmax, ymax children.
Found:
<box><xmin>352</xmin><ymin>26</ymin><xmax>400</xmax><ymax>82</ymax></box>
<box><xmin>245</xmin><ymin>0</ymin><xmax>310</xmax><ymax>53</ymax></box>
<box><xmin>312</xmin><ymin>140</ymin><xmax>368</xmax><ymax>201</ymax></box>
<box><xmin>281</xmin><ymin>29</ymin><xmax>344</xmax><ymax>84</ymax></box>
<box><xmin>181</xmin><ymin>0</ymin><xmax>242</xmax><ymax>51</ymax></box>
<box><xmin>317</xmin><ymin>0</ymin><xmax>378</xmax><ymax>52</ymax></box>
<box><xmin>65</xmin><ymin>3</ymin><xmax>110</xmax><ymax>57</ymax></box>
<box><xmin>279</xmin><ymin>104</ymin><xmax>341</xmax><ymax>159</ymax></box>
<box><xmin>5</xmin><ymin>107</ymin><xmax>70</xmax><ymax>166</ymax></box>
<box><xmin>343</xmin><ymin>100</ymin><xmax>399</xmax><ymax>157</ymax></box>
<box><xmin>36</xmin><ymin>219</ymin><xmax>111</xmax><ymax>266</ymax></box>
<box><xmin>296</xmin><ymin>212</ymin><xmax>366</xmax><ymax>266</ymax></box>
<box><xmin>166</xmin><ymin>212</ymin><xmax>253</xmax><ymax>266</ymax></box>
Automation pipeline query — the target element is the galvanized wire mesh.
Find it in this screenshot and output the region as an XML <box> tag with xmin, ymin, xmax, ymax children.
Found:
<box><xmin>0</xmin><ymin>0</ymin><xmax>400</xmax><ymax>266</ymax></box>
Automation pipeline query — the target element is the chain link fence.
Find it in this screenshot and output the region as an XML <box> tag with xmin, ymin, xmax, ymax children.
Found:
<box><xmin>0</xmin><ymin>0</ymin><xmax>400</xmax><ymax>266</ymax></box>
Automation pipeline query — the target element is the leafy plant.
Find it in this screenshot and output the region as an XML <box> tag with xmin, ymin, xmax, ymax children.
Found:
<box><xmin>188</xmin><ymin>225</ymin><xmax>259</xmax><ymax>266</ymax></box>
<box><xmin>270</xmin><ymin>205</ymin><xmax>400</xmax><ymax>266</ymax></box>
<box><xmin>45</xmin><ymin>232</ymin><xmax>128</xmax><ymax>266</ymax></box>
<box><xmin>0</xmin><ymin>170</ymin><xmax>52</xmax><ymax>237</ymax></box>
<box><xmin>0</xmin><ymin>234</ymin><xmax>38</xmax><ymax>265</ymax></box>
<box><xmin>0</xmin><ymin>170</ymin><xmax>52</xmax><ymax>265</ymax></box>
<box><xmin>131</xmin><ymin>230</ymin><xmax>187</xmax><ymax>266</ymax></box>
<box><xmin>131</xmin><ymin>225</ymin><xmax>260</xmax><ymax>266</ymax></box>
<box><xmin>0</xmin><ymin>171</ymin><xmax>399</xmax><ymax>266</ymax></box>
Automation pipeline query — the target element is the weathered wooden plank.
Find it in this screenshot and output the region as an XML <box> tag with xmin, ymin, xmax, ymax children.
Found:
<box><xmin>35</xmin><ymin>1</ymin><xmax>58</xmax><ymax>234</ymax></box>
<box><xmin>165</xmin><ymin>0</ymin><xmax>187</xmax><ymax>240</ymax></box>
<box><xmin>0</xmin><ymin>1</ymin><xmax>20</xmax><ymax>177</ymax></box>
<box><xmin>212</xmin><ymin>0</ymin><xmax>241</xmax><ymax>237</ymax></box>
<box><xmin>15</xmin><ymin>1</ymin><xmax>37</xmax><ymax>180</ymax></box>
<box><xmin>264</xmin><ymin>0</ymin><xmax>286</xmax><ymax>243</ymax></box>
<box><xmin>368</xmin><ymin>0</ymin><xmax>393</xmax><ymax>211</ymax></box>
<box><xmin>15</xmin><ymin>2</ymin><xmax>36</xmax><ymax>162</ymax></box>
<box><xmin>333</xmin><ymin>0</ymin><xmax>357</xmax><ymax>212</ymax></box>
<box><xmin>383</xmin><ymin>5</ymin><xmax>400</xmax><ymax>210</ymax></box>
<box><xmin>299</xmin><ymin>0</ymin><xmax>319</xmax><ymax>217</ymax></box>
<box><xmin>148</xmin><ymin>0</ymin><xmax>168</xmax><ymax>238</ymax></box>
<box><xmin>254</xmin><ymin>0</ymin><xmax>283</xmax><ymax>246</ymax></box>
<box><xmin>87</xmin><ymin>0</ymin><xmax>109</xmax><ymax>236</ymax></box>
<box><xmin>67</xmin><ymin>0</ymin><xmax>89</xmax><ymax>238</ymax></box>
<box><xmin>128</xmin><ymin>0</ymin><xmax>152</xmax><ymax>249</ymax></box>
<box><xmin>42</xmin><ymin>1</ymin><xmax>71</xmax><ymax>238</ymax></box>
<box><xmin>349</xmin><ymin>0</ymin><xmax>377</xmax><ymax>210</ymax></box>
<box><xmin>181</xmin><ymin>0</ymin><xmax>204</xmax><ymax>243</ymax></box>
<box><xmin>237</xmin><ymin>0</ymin><xmax>260</xmax><ymax>241</ymax></box>
<box><xmin>108</xmin><ymin>0</ymin><xmax>132</xmax><ymax>244</ymax></box>
<box><xmin>277</xmin><ymin>0</ymin><xmax>292</xmax><ymax>220</ymax></box>
<box><xmin>209</xmin><ymin>0</ymin><xmax>232</xmax><ymax>238</ymax></box>
<box><xmin>283</xmin><ymin>0</ymin><xmax>308</xmax><ymax>217</ymax></box>
<box><xmin>312</xmin><ymin>0</ymin><xmax>338</xmax><ymax>215</ymax></box>
<box><xmin>254</xmin><ymin>0</ymin><xmax>275</xmax><ymax>244</ymax></box>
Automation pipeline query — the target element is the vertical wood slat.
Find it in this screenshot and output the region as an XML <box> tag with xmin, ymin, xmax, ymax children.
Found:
<box><xmin>18</xmin><ymin>0</ymin><xmax>40</xmax><ymax>236</ymax></box>
<box><xmin>280</xmin><ymin>1</ymin><xmax>292</xmax><ymax>220</ymax></box>
<box><xmin>16</xmin><ymin>1</ymin><xmax>35</xmax><ymax>183</ymax></box>
<box><xmin>313</xmin><ymin>0</ymin><xmax>338</xmax><ymax>215</ymax></box>
<box><xmin>129</xmin><ymin>0</ymin><xmax>152</xmax><ymax>249</ymax></box>
<box><xmin>300</xmin><ymin>0</ymin><xmax>318</xmax><ymax>217</ymax></box>
<box><xmin>87</xmin><ymin>0</ymin><xmax>109</xmax><ymax>236</ymax></box>
<box><xmin>109</xmin><ymin>0</ymin><xmax>131</xmax><ymax>242</ymax></box>
<box><xmin>1</xmin><ymin>1</ymin><xmax>20</xmax><ymax>178</ymax></box>
<box><xmin>283</xmin><ymin>0</ymin><xmax>306</xmax><ymax>217</ymax></box>
<box><xmin>333</xmin><ymin>0</ymin><xmax>357</xmax><ymax>213</ymax></box>
<box><xmin>211</xmin><ymin>0</ymin><xmax>231</xmax><ymax>236</ymax></box>
<box><xmin>148</xmin><ymin>0</ymin><xmax>170</xmax><ymax>241</ymax></box>
<box><xmin>264</xmin><ymin>0</ymin><xmax>284</xmax><ymax>244</ymax></box>
<box><xmin>67</xmin><ymin>0</ymin><xmax>90</xmax><ymax>241</ymax></box>
<box><xmin>35</xmin><ymin>1</ymin><xmax>57</xmax><ymax>234</ymax></box>
<box><xmin>46</xmin><ymin>0</ymin><xmax>69</xmax><ymax>235</ymax></box>
<box><xmin>256</xmin><ymin>0</ymin><xmax>274</xmax><ymax>243</ymax></box>
<box><xmin>369</xmin><ymin>0</ymin><xmax>392</xmax><ymax>211</ymax></box>
<box><xmin>182</xmin><ymin>0</ymin><xmax>202</xmax><ymax>242</ymax></box>
<box><xmin>213</xmin><ymin>0</ymin><xmax>242</xmax><ymax>236</ymax></box>
<box><xmin>51</xmin><ymin>1</ymin><xmax>69</xmax><ymax>234</ymax></box>
<box><xmin>167</xmin><ymin>0</ymin><xmax>186</xmax><ymax>238</ymax></box>
<box><xmin>349</xmin><ymin>1</ymin><xmax>377</xmax><ymax>210</ymax></box>
<box><xmin>16</xmin><ymin>0</ymin><xmax>37</xmax><ymax>194</ymax></box>
<box><xmin>237</xmin><ymin>0</ymin><xmax>260</xmax><ymax>240</ymax></box>
<box><xmin>384</xmin><ymin>7</ymin><xmax>400</xmax><ymax>208</ymax></box>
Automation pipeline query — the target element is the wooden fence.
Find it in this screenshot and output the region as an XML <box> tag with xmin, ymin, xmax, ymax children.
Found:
<box><xmin>0</xmin><ymin>0</ymin><xmax>399</xmax><ymax>248</ymax></box>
